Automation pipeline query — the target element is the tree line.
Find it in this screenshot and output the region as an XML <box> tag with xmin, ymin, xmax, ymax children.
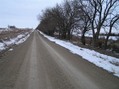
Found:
<box><xmin>37</xmin><ymin>0</ymin><xmax>119</xmax><ymax>49</ymax></box>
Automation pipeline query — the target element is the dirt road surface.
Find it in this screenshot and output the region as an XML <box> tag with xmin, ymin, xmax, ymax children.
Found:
<box><xmin>0</xmin><ymin>30</ymin><xmax>119</xmax><ymax>89</ymax></box>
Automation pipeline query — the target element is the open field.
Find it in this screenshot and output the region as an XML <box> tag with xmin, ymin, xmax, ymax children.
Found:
<box><xmin>0</xmin><ymin>28</ymin><xmax>33</xmax><ymax>57</ymax></box>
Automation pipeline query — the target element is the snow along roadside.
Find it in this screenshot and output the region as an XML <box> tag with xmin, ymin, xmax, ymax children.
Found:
<box><xmin>0</xmin><ymin>29</ymin><xmax>34</xmax><ymax>52</ymax></box>
<box><xmin>39</xmin><ymin>30</ymin><xmax>119</xmax><ymax>78</ymax></box>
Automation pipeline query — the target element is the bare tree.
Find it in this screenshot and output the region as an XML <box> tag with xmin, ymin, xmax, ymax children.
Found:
<box><xmin>104</xmin><ymin>15</ymin><xmax>119</xmax><ymax>49</ymax></box>
<box><xmin>79</xmin><ymin>0</ymin><xmax>119</xmax><ymax>47</ymax></box>
<box><xmin>37</xmin><ymin>8</ymin><xmax>56</xmax><ymax>36</ymax></box>
<box><xmin>74</xmin><ymin>0</ymin><xmax>91</xmax><ymax>45</ymax></box>
<box><xmin>37</xmin><ymin>0</ymin><xmax>119</xmax><ymax>50</ymax></box>
<box><xmin>61</xmin><ymin>0</ymin><xmax>81</xmax><ymax>40</ymax></box>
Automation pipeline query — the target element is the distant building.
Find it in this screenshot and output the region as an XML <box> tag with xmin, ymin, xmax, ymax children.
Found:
<box><xmin>8</xmin><ymin>25</ymin><xmax>16</xmax><ymax>28</ymax></box>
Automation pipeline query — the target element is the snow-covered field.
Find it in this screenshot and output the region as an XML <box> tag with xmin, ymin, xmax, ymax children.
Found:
<box><xmin>0</xmin><ymin>28</ymin><xmax>34</xmax><ymax>52</ymax></box>
<box><xmin>39</xmin><ymin>31</ymin><xmax>119</xmax><ymax>78</ymax></box>
<box><xmin>72</xmin><ymin>29</ymin><xmax>119</xmax><ymax>41</ymax></box>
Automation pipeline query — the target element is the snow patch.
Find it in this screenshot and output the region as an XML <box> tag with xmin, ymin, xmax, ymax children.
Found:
<box><xmin>0</xmin><ymin>29</ymin><xmax>34</xmax><ymax>52</ymax></box>
<box><xmin>9</xmin><ymin>48</ymin><xmax>13</xmax><ymax>51</ymax></box>
<box><xmin>0</xmin><ymin>43</ymin><xmax>5</xmax><ymax>51</ymax></box>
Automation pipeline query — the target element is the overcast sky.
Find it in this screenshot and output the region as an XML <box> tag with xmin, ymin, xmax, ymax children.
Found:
<box><xmin>0</xmin><ymin>0</ymin><xmax>63</xmax><ymax>28</ymax></box>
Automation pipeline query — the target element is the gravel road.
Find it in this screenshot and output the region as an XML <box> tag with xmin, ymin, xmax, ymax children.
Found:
<box><xmin>0</xmin><ymin>30</ymin><xmax>119</xmax><ymax>89</ymax></box>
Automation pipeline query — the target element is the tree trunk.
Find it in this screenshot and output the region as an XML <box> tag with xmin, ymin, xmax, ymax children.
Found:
<box><xmin>93</xmin><ymin>34</ymin><xmax>98</xmax><ymax>47</ymax></box>
<box><xmin>81</xmin><ymin>34</ymin><xmax>86</xmax><ymax>45</ymax></box>
<box><xmin>67</xmin><ymin>30</ymin><xmax>71</xmax><ymax>40</ymax></box>
<box><xmin>104</xmin><ymin>27</ymin><xmax>112</xmax><ymax>49</ymax></box>
<box><xmin>62</xmin><ymin>31</ymin><xmax>66</xmax><ymax>39</ymax></box>
<box><xmin>81</xmin><ymin>27</ymin><xmax>87</xmax><ymax>45</ymax></box>
<box><xmin>104</xmin><ymin>35</ymin><xmax>109</xmax><ymax>49</ymax></box>
<box><xmin>91</xmin><ymin>22</ymin><xmax>98</xmax><ymax>47</ymax></box>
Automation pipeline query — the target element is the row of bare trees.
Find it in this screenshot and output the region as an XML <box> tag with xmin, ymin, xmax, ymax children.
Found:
<box><xmin>37</xmin><ymin>0</ymin><xmax>80</xmax><ymax>40</ymax></box>
<box><xmin>37</xmin><ymin>0</ymin><xmax>119</xmax><ymax>49</ymax></box>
